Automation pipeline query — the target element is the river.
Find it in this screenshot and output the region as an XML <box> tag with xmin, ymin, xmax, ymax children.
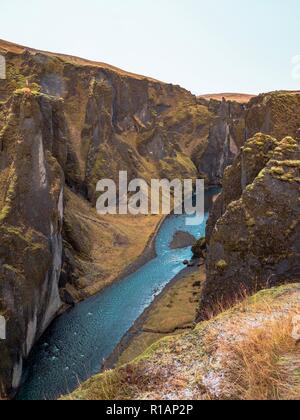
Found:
<box><xmin>17</xmin><ymin>188</ymin><xmax>219</xmax><ymax>400</ymax></box>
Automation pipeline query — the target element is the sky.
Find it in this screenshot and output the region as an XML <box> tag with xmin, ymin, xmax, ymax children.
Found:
<box><xmin>1</xmin><ymin>0</ymin><xmax>300</xmax><ymax>95</ymax></box>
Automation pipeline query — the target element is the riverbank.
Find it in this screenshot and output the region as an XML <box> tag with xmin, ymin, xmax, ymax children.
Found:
<box><xmin>63</xmin><ymin>189</ymin><xmax>167</xmax><ymax>302</ymax></box>
<box><xmin>112</xmin><ymin>215</ymin><xmax>167</xmax><ymax>285</ymax></box>
<box><xmin>50</xmin><ymin>214</ymin><xmax>172</xmax><ymax>336</ymax></box>
<box><xmin>105</xmin><ymin>263</ymin><xmax>205</xmax><ymax>370</ymax></box>
<box><xmin>58</xmin><ymin>213</ymin><xmax>166</xmax><ymax>314</ymax></box>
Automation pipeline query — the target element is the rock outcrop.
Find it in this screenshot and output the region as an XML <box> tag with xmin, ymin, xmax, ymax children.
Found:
<box><xmin>0</xmin><ymin>91</ymin><xmax>65</xmax><ymax>396</ymax></box>
<box><xmin>246</xmin><ymin>91</ymin><xmax>300</xmax><ymax>140</ymax></box>
<box><xmin>191</xmin><ymin>237</ymin><xmax>206</xmax><ymax>259</ymax></box>
<box><xmin>200</xmin><ymin>131</ymin><xmax>300</xmax><ymax>318</ymax></box>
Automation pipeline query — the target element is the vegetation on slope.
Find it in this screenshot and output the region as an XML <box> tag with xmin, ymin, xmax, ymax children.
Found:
<box><xmin>64</xmin><ymin>284</ymin><xmax>300</xmax><ymax>400</ymax></box>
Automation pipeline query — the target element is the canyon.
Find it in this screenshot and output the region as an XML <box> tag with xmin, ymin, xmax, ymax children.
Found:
<box><xmin>0</xmin><ymin>39</ymin><xmax>299</xmax><ymax>400</ymax></box>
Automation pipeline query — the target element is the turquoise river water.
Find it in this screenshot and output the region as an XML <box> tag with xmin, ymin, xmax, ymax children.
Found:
<box><xmin>17</xmin><ymin>188</ymin><xmax>218</xmax><ymax>400</ymax></box>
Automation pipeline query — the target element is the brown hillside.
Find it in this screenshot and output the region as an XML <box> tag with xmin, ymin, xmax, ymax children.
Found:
<box><xmin>200</xmin><ymin>93</ymin><xmax>255</xmax><ymax>104</ymax></box>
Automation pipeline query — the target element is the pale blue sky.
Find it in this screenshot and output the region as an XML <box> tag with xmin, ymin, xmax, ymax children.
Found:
<box><xmin>1</xmin><ymin>0</ymin><xmax>300</xmax><ymax>94</ymax></box>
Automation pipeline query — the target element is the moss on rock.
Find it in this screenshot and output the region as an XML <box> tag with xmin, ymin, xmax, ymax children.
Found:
<box><xmin>200</xmin><ymin>133</ymin><xmax>300</xmax><ymax>319</ymax></box>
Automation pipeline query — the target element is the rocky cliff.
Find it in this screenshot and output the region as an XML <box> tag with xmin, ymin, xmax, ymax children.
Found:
<box><xmin>0</xmin><ymin>91</ymin><xmax>65</xmax><ymax>396</ymax></box>
<box><xmin>0</xmin><ymin>39</ymin><xmax>245</xmax><ymax>397</ymax></box>
<box><xmin>194</xmin><ymin>98</ymin><xmax>246</xmax><ymax>185</ymax></box>
<box><xmin>246</xmin><ymin>91</ymin><xmax>300</xmax><ymax>140</ymax></box>
<box><xmin>201</xmin><ymin>91</ymin><xmax>300</xmax><ymax>319</ymax></box>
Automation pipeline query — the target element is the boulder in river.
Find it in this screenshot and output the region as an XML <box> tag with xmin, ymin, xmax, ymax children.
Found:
<box><xmin>170</xmin><ymin>231</ymin><xmax>196</xmax><ymax>250</ymax></box>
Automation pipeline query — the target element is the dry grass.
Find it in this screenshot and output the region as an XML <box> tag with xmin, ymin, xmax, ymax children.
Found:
<box><xmin>223</xmin><ymin>316</ymin><xmax>300</xmax><ymax>400</ymax></box>
<box><xmin>199</xmin><ymin>93</ymin><xmax>255</xmax><ymax>104</ymax></box>
<box><xmin>62</xmin><ymin>370</ymin><xmax>133</xmax><ymax>401</ymax></box>
<box><xmin>62</xmin><ymin>360</ymin><xmax>158</xmax><ymax>401</ymax></box>
<box><xmin>64</xmin><ymin>285</ymin><xmax>300</xmax><ymax>401</ymax></box>
<box><xmin>143</xmin><ymin>271</ymin><xmax>204</xmax><ymax>333</ymax></box>
<box><xmin>199</xmin><ymin>284</ymin><xmax>254</xmax><ymax>321</ymax></box>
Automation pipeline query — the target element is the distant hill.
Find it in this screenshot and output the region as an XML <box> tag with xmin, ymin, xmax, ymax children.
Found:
<box><xmin>199</xmin><ymin>92</ymin><xmax>256</xmax><ymax>103</ymax></box>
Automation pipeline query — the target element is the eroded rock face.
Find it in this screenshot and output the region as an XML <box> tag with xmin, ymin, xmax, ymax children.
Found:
<box><xmin>200</xmin><ymin>134</ymin><xmax>300</xmax><ymax>319</ymax></box>
<box><xmin>194</xmin><ymin>99</ymin><xmax>246</xmax><ymax>185</ymax></box>
<box><xmin>0</xmin><ymin>91</ymin><xmax>65</xmax><ymax>396</ymax></box>
<box><xmin>0</xmin><ymin>40</ymin><xmax>249</xmax><ymax>200</ymax></box>
<box><xmin>246</xmin><ymin>92</ymin><xmax>300</xmax><ymax>140</ymax></box>
<box><xmin>206</xmin><ymin>133</ymin><xmax>279</xmax><ymax>242</ymax></box>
